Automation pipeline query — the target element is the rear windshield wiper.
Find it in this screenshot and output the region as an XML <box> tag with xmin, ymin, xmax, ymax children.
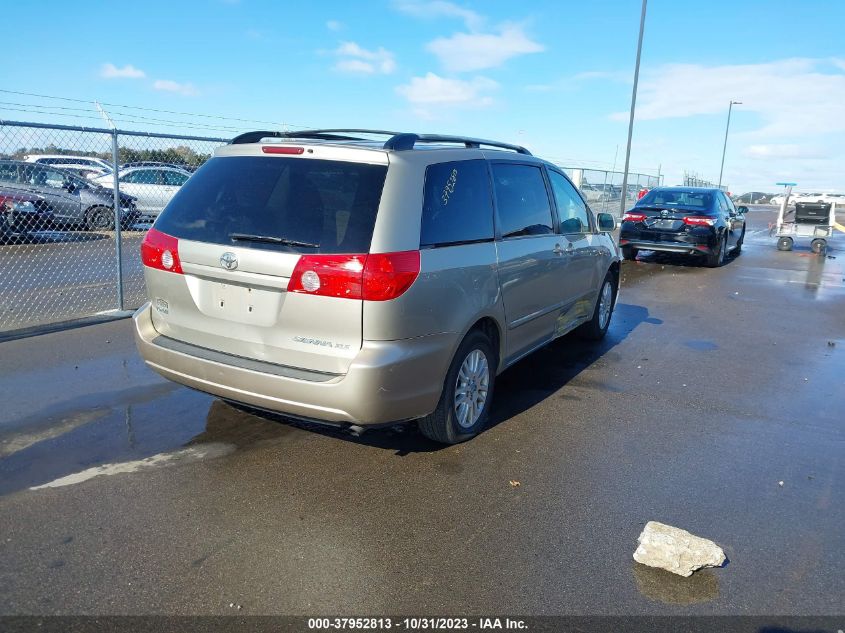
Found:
<box><xmin>229</xmin><ymin>233</ymin><xmax>319</xmax><ymax>248</ymax></box>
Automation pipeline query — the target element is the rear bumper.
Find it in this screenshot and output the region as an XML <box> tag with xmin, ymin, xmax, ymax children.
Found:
<box><xmin>133</xmin><ymin>302</ymin><xmax>456</xmax><ymax>425</ymax></box>
<box><xmin>619</xmin><ymin>231</ymin><xmax>714</xmax><ymax>255</ymax></box>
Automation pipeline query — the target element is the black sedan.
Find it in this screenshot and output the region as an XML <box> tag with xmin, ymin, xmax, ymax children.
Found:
<box><xmin>618</xmin><ymin>187</ymin><xmax>747</xmax><ymax>267</ymax></box>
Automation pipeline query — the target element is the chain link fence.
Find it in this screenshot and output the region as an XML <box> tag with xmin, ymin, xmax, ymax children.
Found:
<box><xmin>559</xmin><ymin>167</ymin><xmax>662</xmax><ymax>215</ymax></box>
<box><xmin>0</xmin><ymin>120</ymin><xmax>227</xmax><ymax>334</ymax></box>
<box><xmin>1</xmin><ymin>119</ymin><xmax>666</xmax><ymax>335</ymax></box>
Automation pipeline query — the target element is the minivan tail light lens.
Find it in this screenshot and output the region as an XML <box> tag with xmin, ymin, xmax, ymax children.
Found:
<box><xmin>288</xmin><ymin>254</ymin><xmax>366</xmax><ymax>299</ymax></box>
<box><xmin>262</xmin><ymin>146</ymin><xmax>305</xmax><ymax>155</ymax></box>
<box><xmin>362</xmin><ymin>251</ymin><xmax>421</xmax><ymax>301</ymax></box>
<box><xmin>141</xmin><ymin>228</ymin><xmax>182</xmax><ymax>273</ymax></box>
<box><xmin>683</xmin><ymin>216</ymin><xmax>716</xmax><ymax>227</ymax></box>
<box><xmin>288</xmin><ymin>251</ymin><xmax>420</xmax><ymax>301</ymax></box>
<box><xmin>622</xmin><ymin>212</ymin><xmax>646</xmax><ymax>222</ymax></box>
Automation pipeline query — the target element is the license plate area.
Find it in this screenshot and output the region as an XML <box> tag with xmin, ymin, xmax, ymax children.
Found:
<box><xmin>189</xmin><ymin>277</ymin><xmax>283</xmax><ymax>327</ymax></box>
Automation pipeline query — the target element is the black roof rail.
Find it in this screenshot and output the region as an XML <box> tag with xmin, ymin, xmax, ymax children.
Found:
<box><xmin>230</xmin><ymin>129</ymin><xmax>402</xmax><ymax>144</ymax></box>
<box><xmin>231</xmin><ymin>129</ymin><xmax>532</xmax><ymax>155</ymax></box>
<box><xmin>383</xmin><ymin>133</ymin><xmax>532</xmax><ymax>155</ymax></box>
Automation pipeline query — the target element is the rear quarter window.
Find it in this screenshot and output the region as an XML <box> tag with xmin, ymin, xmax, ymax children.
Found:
<box><xmin>154</xmin><ymin>156</ymin><xmax>388</xmax><ymax>254</ymax></box>
<box><xmin>420</xmin><ymin>160</ymin><xmax>494</xmax><ymax>248</ymax></box>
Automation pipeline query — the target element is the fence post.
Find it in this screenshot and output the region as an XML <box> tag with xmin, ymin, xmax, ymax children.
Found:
<box><xmin>111</xmin><ymin>130</ymin><xmax>125</xmax><ymax>311</ymax></box>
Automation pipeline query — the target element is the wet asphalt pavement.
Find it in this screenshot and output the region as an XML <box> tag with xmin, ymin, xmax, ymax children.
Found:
<box><xmin>0</xmin><ymin>207</ymin><xmax>843</xmax><ymax>616</ymax></box>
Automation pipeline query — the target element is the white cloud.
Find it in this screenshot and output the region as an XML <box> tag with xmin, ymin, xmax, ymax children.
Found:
<box><xmin>153</xmin><ymin>79</ymin><xmax>199</xmax><ymax>96</ymax></box>
<box><xmin>743</xmin><ymin>144</ymin><xmax>828</xmax><ymax>160</ymax></box>
<box><xmin>396</xmin><ymin>72</ymin><xmax>498</xmax><ymax>106</ymax></box>
<box><xmin>611</xmin><ymin>58</ymin><xmax>845</xmax><ymax>138</ymax></box>
<box><xmin>100</xmin><ymin>63</ymin><xmax>145</xmax><ymax>79</ymax></box>
<box><xmin>393</xmin><ymin>0</ymin><xmax>485</xmax><ymax>31</ymax></box>
<box><xmin>326</xmin><ymin>20</ymin><xmax>344</xmax><ymax>31</ymax></box>
<box><xmin>333</xmin><ymin>41</ymin><xmax>396</xmax><ymax>75</ymax></box>
<box><xmin>427</xmin><ymin>25</ymin><xmax>543</xmax><ymax>73</ymax></box>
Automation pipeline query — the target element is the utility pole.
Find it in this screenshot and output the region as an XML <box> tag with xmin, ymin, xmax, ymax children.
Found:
<box><xmin>619</xmin><ymin>0</ymin><xmax>648</xmax><ymax>217</ymax></box>
<box><xmin>718</xmin><ymin>100</ymin><xmax>742</xmax><ymax>188</ymax></box>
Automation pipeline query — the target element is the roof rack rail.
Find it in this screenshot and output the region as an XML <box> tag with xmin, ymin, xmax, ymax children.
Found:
<box><xmin>230</xmin><ymin>129</ymin><xmax>402</xmax><ymax>145</ymax></box>
<box><xmin>230</xmin><ymin>129</ymin><xmax>531</xmax><ymax>155</ymax></box>
<box><xmin>383</xmin><ymin>133</ymin><xmax>532</xmax><ymax>155</ymax></box>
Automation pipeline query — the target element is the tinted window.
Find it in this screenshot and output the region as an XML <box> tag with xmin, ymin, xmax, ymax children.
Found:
<box><xmin>162</xmin><ymin>170</ymin><xmax>188</xmax><ymax>186</ymax></box>
<box><xmin>492</xmin><ymin>164</ymin><xmax>554</xmax><ymax>238</ymax></box>
<box><xmin>0</xmin><ymin>163</ymin><xmax>18</xmax><ymax>184</ymax></box>
<box><xmin>122</xmin><ymin>170</ymin><xmax>158</xmax><ymax>185</ymax></box>
<box><xmin>548</xmin><ymin>170</ymin><xmax>591</xmax><ymax>234</ymax></box>
<box><xmin>420</xmin><ymin>160</ymin><xmax>494</xmax><ymax>247</ymax></box>
<box><xmin>22</xmin><ymin>165</ymin><xmax>65</xmax><ymax>189</ymax></box>
<box><xmin>155</xmin><ymin>156</ymin><xmax>388</xmax><ymax>254</ymax></box>
<box><xmin>638</xmin><ymin>189</ymin><xmax>715</xmax><ymax>213</ymax></box>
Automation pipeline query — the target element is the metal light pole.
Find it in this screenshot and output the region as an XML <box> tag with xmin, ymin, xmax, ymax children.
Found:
<box><xmin>718</xmin><ymin>100</ymin><xmax>742</xmax><ymax>189</ymax></box>
<box><xmin>619</xmin><ymin>0</ymin><xmax>647</xmax><ymax>217</ymax></box>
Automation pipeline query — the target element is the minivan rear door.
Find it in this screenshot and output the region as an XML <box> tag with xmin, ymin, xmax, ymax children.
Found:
<box><xmin>147</xmin><ymin>152</ymin><xmax>388</xmax><ymax>375</ymax></box>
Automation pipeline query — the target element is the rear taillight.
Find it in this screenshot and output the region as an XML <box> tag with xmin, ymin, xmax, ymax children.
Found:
<box><xmin>622</xmin><ymin>212</ymin><xmax>646</xmax><ymax>222</ymax></box>
<box><xmin>683</xmin><ymin>216</ymin><xmax>716</xmax><ymax>227</ymax></box>
<box><xmin>288</xmin><ymin>251</ymin><xmax>420</xmax><ymax>301</ymax></box>
<box><xmin>141</xmin><ymin>228</ymin><xmax>182</xmax><ymax>273</ymax></box>
<box><xmin>362</xmin><ymin>251</ymin><xmax>421</xmax><ymax>301</ymax></box>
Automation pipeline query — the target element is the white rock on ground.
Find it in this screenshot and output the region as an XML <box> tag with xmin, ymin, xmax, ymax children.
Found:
<box><xmin>633</xmin><ymin>521</ymin><xmax>726</xmax><ymax>577</ymax></box>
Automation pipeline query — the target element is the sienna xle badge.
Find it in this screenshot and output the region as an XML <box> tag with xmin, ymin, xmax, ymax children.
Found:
<box><xmin>134</xmin><ymin>129</ymin><xmax>621</xmax><ymax>444</ymax></box>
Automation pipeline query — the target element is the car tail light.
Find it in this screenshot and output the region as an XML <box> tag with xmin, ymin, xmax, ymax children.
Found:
<box><xmin>141</xmin><ymin>228</ymin><xmax>182</xmax><ymax>273</ymax></box>
<box><xmin>362</xmin><ymin>251</ymin><xmax>421</xmax><ymax>301</ymax></box>
<box><xmin>262</xmin><ymin>146</ymin><xmax>305</xmax><ymax>155</ymax></box>
<box><xmin>683</xmin><ymin>216</ymin><xmax>716</xmax><ymax>227</ymax></box>
<box><xmin>288</xmin><ymin>251</ymin><xmax>420</xmax><ymax>301</ymax></box>
<box><xmin>622</xmin><ymin>212</ymin><xmax>647</xmax><ymax>222</ymax></box>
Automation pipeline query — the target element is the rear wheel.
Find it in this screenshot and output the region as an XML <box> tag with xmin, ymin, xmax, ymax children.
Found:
<box><xmin>810</xmin><ymin>238</ymin><xmax>827</xmax><ymax>254</ymax></box>
<box><xmin>577</xmin><ymin>271</ymin><xmax>617</xmax><ymax>341</ymax></box>
<box><xmin>776</xmin><ymin>236</ymin><xmax>793</xmax><ymax>251</ymax></box>
<box><xmin>418</xmin><ymin>330</ymin><xmax>496</xmax><ymax>445</ymax></box>
<box><xmin>705</xmin><ymin>233</ymin><xmax>727</xmax><ymax>267</ymax></box>
<box><xmin>621</xmin><ymin>245</ymin><xmax>638</xmax><ymax>261</ymax></box>
<box><xmin>86</xmin><ymin>206</ymin><xmax>114</xmax><ymax>231</ymax></box>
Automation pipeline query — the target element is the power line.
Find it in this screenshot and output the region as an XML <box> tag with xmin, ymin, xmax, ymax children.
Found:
<box><xmin>0</xmin><ymin>88</ymin><xmax>312</xmax><ymax>129</ymax></box>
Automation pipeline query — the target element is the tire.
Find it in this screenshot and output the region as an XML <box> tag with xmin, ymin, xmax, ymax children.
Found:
<box><xmin>776</xmin><ymin>236</ymin><xmax>793</xmax><ymax>251</ymax></box>
<box><xmin>810</xmin><ymin>238</ymin><xmax>827</xmax><ymax>254</ymax></box>
<box><xmin>732</xmin><ymin>227</ymin><xmax>745</xmax><ymax>255</ymax></box>
<box><xmin>621</xmin><ymin>245</ymin><xmax>638</xmax><ymax>261</ymax></box>
<box><xmin>577</xmin><ymin>271</ymin><xmax>617</xmax><ymax>341</ymax></box>
<box><xmin>705</xmin><ymin>232</ymin><xmax>727</xmax><ymax>267</ymax></box>
<box><xmin>86</xmin><ymin>206</ymin><xmax>114</xmax><ymax>231</ymax></box>
<box><xmin>418</xmin><ymin>330</ymin><xmax>496</xmax><ymax>445</ymax></box>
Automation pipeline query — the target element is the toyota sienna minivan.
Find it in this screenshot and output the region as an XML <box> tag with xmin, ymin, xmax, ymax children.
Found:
<box><xmin>134</xmin><ymin>129</ymin><xmax>620</xmax><ymax>443</ymax></box>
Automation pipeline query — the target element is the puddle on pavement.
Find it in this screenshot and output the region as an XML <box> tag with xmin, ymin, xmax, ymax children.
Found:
<box><xmin>632</xmin><ymin>563</ymin><xmax>719</xmax><ymax>605</ymax></box>
<box><xmin>0</xmin><ymin>388</ymin><xmax>307</xmax><ymax>495</ymax></box>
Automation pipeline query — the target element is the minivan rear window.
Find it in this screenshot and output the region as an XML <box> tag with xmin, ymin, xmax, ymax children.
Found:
<box><xmin>154</xmin><ymin>156</ymin><xmax>388</xmax><ymax>253</ymax></box>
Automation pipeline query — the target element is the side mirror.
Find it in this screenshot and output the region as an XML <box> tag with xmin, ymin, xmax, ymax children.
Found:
<box><xmin>63</xmin><ymin>180</ymin><xmax>77</xmax><ymax>193</ymax></box>
<box><xmin>737</xmin><ymin>205</ymin><xmax>749</xmax><ymax>214</ymax></box>
<box><xmin>597</xmin><ymin>212</ymin><xmax>616</xmax><ymax>232</ymax></box>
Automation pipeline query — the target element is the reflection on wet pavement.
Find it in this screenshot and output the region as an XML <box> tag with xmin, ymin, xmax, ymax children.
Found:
<box><xmin>632</xmin><ymin>563</ymin><xmax>720</xmax><ymax>605</ymax></box>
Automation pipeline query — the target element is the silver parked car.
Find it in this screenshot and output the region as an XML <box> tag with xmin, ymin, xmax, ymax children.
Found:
<box><xmin>133</xmin><ymin>130</ymin><xmax>621</xmax><ymax>444</ymax></box>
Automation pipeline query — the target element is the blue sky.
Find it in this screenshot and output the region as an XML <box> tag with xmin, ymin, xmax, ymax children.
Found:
<box><xmin>4</xmin><ymin>0</ymin><xmax>845</xmax><ymax>193</ymax></box>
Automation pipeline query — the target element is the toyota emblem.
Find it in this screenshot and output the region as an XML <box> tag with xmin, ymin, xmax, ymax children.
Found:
<box><xmin>220</xmin><ymin>252</ymin><xmax>238</xmax><ymax>270</ymax></box>
<box><xmin>660</xmin><ymin>209</ymin><xmax>669</xmax><ymax>218</ymax></box>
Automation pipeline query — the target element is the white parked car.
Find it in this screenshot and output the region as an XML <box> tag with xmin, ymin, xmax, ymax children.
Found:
<box><xmin>92</xmin><ymin>166</ymin><xmax>190</xmax><ymax>220</ymax></box>
<box><xmin>792</xmin><ymin>192</ymin><xmax>844</xmax><ymax>206</ymax></box>
<box><xmin>24</xmin><ymin>154</ymin><xmax>113</xmax><ymax>179</ymax></box>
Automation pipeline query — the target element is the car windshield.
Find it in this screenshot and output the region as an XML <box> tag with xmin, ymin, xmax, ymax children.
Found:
<box><xmin>637</xmin><ymin>189</ymin><xmax>713</xmax><ymax>211</ymax></box>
